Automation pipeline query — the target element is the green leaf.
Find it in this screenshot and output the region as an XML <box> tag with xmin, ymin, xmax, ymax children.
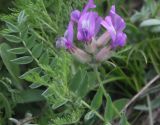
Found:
<box><xmin>18</xmin><ymin>10</ymin><xmax>27</xmax><ymax>24</ymax></box>
<box><xmin>11</xmin><ymin>56</ymin><xmax>33</xmax><ymax>64</ymax></box>
<box><xmin>29</xmin><ymin>75</ymin><xmax>47</xmax><ymax>88</ymax></box>
<box><xmin>8</xmin><ymin>47</ymin><xmax>27</xmax><ymax>54</ymax></box>
<box><xmin>88</xmin><ymin>71</ymin><xmax>97</xmax><ymax>87</ymax></box>
<box><xmin>120</xmin><ymin>113</ymin><xmax>128</xmax><ymax>125</ymax></box>
<box><xmin>70</xmin><ymin>69</ymin><xmax>89</xmax><ymax>97</ymax></box>
<box><xmin>140</xmin><ymin>19</ymin><xmax>160</xmax><ymax>27</ymax></box>
<box><xmin>52</xmin><ymin>100</ymin><xmax>68</xmax><ymax>110</ymax></box>
<box><xmin>146</xmin><ymin>0</ymin><xmax>156</xmax><ymax>16</ymax></box>
<box><xmin>113</xmin><ymin>99</ymin><xmax>129</xmax><ymax>112</ymax></box>
<box><xmin>91</xmin><ymin>88</ymin><xmax>103</xmax><ymax>110</ymax></box>
<box><xmin>21</xmin><ymin>26</ymin><xmax>28</xmax><ymax>40</ymax></box>
<box><xmin>39</xmin><ymin>51</ymin><xmax>49</xmax><ymax>64</ymax></box>
<box><xmin>15</xmin><ymin>89</ymin><xmax>45</xmax><ymax>103</ymax></box>
<box><xmin>20</xmin><ymin>67</ymin><xmax>41</xmax><ymax>79</ymax></box>
<box><xmin>134</xmin><ymin>105</ymin><xmax>148</xmax><ymax>111</ymax></box>
<box><xmin>26</xmin><ymin>34</ymin><xmax>36</xmax><ymax>49</ymax></box>
<box><xmin>0</xmin><ymin>43</ymin><xmax>21</xmax><ymax>89</ymax></box>
<box><xmin>6</xmin><ymin>22</ymin><xmax>19</xmax><ymax>32</ymax></box>
<box><xmin>104</xmin><ymin>95</ymin><xmax>113</xmax><ymax>122</ymax></box>
<box><xmin>4</xmin><ymin>35</ymin><xmax>21</xmax><ymax>43</ymax></box>
<box><xmin>110</xmin><ymin>98</ymin><xmax>129</xmax><ymax>119</ymax></box>
<box><xmin>105</xmin><ymin>122</ymin><xmax>112</xmax><ymax>125</ymax></box>
<box><xmin>29</xmin><ymin>83</ymin><xmax>42</xmax><ymax>89</ymax></box>
<box><xmin>0</xmin><ymin>93</ymin><xmax>11</xmax><ymax>119</ymax></box>
<box><xmin>151</xmin><ymin>26</ymin><xmax>160</xmax><ymax>32</ymax></box>
<box><xmin>84</xmin><ymin>111</ymin><xmax>94</xmax><ymax>120</ymax></box>
<box><xmin>69</xmin><ymin>70</ymin><xmax>82</xmax><ymax>92</ymax></box>
<box><xmin>32</xmin><ymin>43</ymin><xmax>43</xmax><ymax>58</ymax></box>
<box><xmin>77</xmin><ymin>71</ymin><xmax>89</xmax><ymax>97</ymax></box>
<box><xmin>151</xmin><ymin>96</ymin><xmax>160</xmax><ymax>109</ymax></box>
<box><xmin>42</xmin><ymin>87</ymin><xmax>69</xmax><ymax>110</ymax></box>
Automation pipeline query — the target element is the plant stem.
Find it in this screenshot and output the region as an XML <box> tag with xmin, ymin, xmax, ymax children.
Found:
<box><xmin>81</xmin><ymin>100</ymin><xmax>105</xmax><ymax>121</ymax></box>
<box><xmin>94</xmin><ymin>66</ymin><xmax>108</xmax><ymax>98</ymax></box>
<box><xmin>94</xmin><ymin>66</ymin><xmax>121</xmax><ymax>118</ymax></box>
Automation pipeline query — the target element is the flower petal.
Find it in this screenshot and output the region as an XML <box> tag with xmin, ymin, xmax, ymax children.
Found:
<box><xmin>94</xmin><ymin>16</ymin><xmax>102</xmax><ymax>35</ymax></box>
<box><xmin>77</xmin><ymin>12</ymin><xmax>99</xmax><ymax>42</ymax></box>
<box><xmin>112</xmin><ymin>32</ymin><xmax>127</xmax><ymax>48</ymax></box>
<box><xmin>109</xmin><ymin>5</ymin><xmax>116</xmax><ymax>15</ymax></box>
<box><xmin>109</xmin><ymin>5</ymin><xmax>126</xmax><ymax>32</ymax></box>
<box><xmin>77</xmin><ymin>29</ymin><xmax>91</xmax><ymax>41</ymax></box>
<box><xmin>64</xmin><ymin>21</ymin><xmax>74</xmax><ymax>44</ymax></box>
<box><xmin>82</xmin><ymin>0</ymin><xmax>96</xmax><ymax>14</ymax></box>
<box><xmin>56</xmin><ymin>37</ymin><xmax>67</xmax><ymax>49</ymax></box>
<box><xmin>101</xmin><ymin>16</ymin><xmax>116</xmax><ymax>41</ymax></box>
<box><xmin>57</xmin><ymin>21</ymin><xmax>74</xmax><ymax>49</ymax></box>
<box><xmin>71</xmin><ymin>10</ymin><xmax>81</xmax><ymax>23</ymax></box>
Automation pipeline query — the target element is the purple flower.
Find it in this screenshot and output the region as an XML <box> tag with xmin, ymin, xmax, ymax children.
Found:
<box><xmin>71</xmin><ymin>0</ymin><xmax>96</xmax><ymax>23</ymax></box>
<box><xmin>77</xmin><ymin>12</ymin><xmax>102</xmax><ymax>42</ymax></box>
<box><xmin>71</xmin><ymin>10</ymin><xmax>81</xmax><ymax>23</ymax></box>
<box><xmin>56</xmin><ymin>21</ymin><xmax>74</xmax><ymax>50</ymax></box>
<box><xmin>101</xmin><ymin>5</ymin><xmax>127</xmax><ymax>48</ymax></box>
<box><xmin>70</xmin><ymin>0</ymin><xmax>102</xmax><ymax>42</ymax></box>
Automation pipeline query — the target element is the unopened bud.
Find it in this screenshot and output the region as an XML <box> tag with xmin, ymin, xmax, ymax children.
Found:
<box><xmin>72</xmin><ymin>47</ymin><xmax>91</xmax><ymax>63</ymax></box>
<box><xmin>85</xmin><ymin>38</ymin><xmax>97</xmax><ymax>53</ymax></box>
<box><xmin>96</xmin><ymin>32</ymin><xmax>110</xmax><ymax>48</ymax></box>
<box><xmin>96</xmin><ymin>47</ymin><xmax>111</xmax><ymax>62</ymax></box>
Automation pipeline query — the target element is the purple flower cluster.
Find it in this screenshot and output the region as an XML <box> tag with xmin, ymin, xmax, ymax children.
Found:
<box><xmin>101</xmin><ymin>6</ymin><xmax>127</xmax><ymax>48</ymax></box>
<box><xmin>56</xmin><ymin>0</ymin><xmax>127</xmax><ymax>63</ymax></box>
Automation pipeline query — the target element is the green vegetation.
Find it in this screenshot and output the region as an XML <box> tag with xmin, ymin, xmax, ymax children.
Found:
<box><xmin>0</xmin><ymin>0</ymin><xmax>160</xmax><ymax>125</ymax></box>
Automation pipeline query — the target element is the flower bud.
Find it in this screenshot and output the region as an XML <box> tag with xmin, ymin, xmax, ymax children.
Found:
<box><xmin>96</xmin><ymin>47</ymin><xmax>111</xmax><ymax>62</ymax></box>
<box><xmin>72</xmin><ymin>47</ymin><xmax>91</xmax><ymax>63</ymax></box>
<box><xmin>96</xmin><ymin>32</ymin><xmax>110</xmax><ymax>48</ymax></box>
<box><xmin>85</xmin><ymin>38</ymin><xmax>97</xmax><ymax>54</ymax></box>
